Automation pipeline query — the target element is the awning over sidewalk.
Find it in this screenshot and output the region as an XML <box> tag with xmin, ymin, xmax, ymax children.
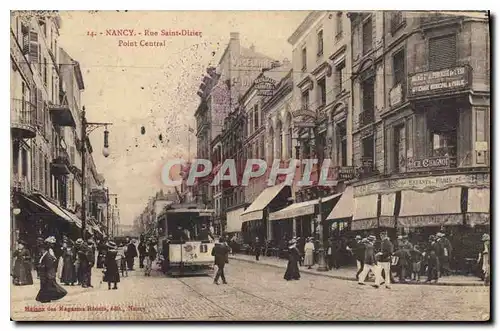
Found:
<box><xmin>226</xmin><ymin>207</ymin><xmax>246</xmax><ymax>233</ymax></box>
<box><xmin>241</xmin><ymin>183</ymin><xmax>289</xmax><ymax>222</ymax></box>
<box><xmin>351</xmin><ymin>194</ymin><xmax>379</xmax><ymax>231</ymax></box>
<box><xmin>466</xmin><ymin>188</ymin><xmax>490</xmax><ymax>225</ymax></box>
<box><xmin>18</xmin><ymin>193</ymin><xmax>50</xmax><ymax>213</ymax></box>
<box><xmin>379</xmin><ymin>193</ymin><xmax>396</xmax><ymax>228</ymax></box>
<box><xmin>39</xmin><ymin>196</ymin><xmax>73</xmax><ymax>223</ymax></box>
<box><xmin>61</xmin><ymin>209</ymin><xmax>83</xmax><ymax>228</ymax></box>
<box><xmin>269</xmin><ymin>193</ymin><xmax>342</xmax><ymax>221</ymax></box>
<box><xmin>398</xmin><ymin>187</ymin><xmax>463</xmax><ymax>228</ymax></box>
<box><xmin>326</xmin><ymin>186</ymin><xmax>353</xmax><ymax>220</ymax></box>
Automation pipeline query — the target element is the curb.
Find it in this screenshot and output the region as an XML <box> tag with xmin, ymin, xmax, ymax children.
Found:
<box><xmin>229</xmin><ymin>256</ymin><xmax>486</xmax><ymax>287</ymax></box>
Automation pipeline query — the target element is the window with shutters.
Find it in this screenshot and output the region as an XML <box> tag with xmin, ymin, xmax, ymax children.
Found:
<box><xmin>317</xmin><ymin>30</ymin><xmax>324</xmax><ymax>56</ymax></box>
<box><xmin>317</xmin><ymin>77</ymin><xmax>326</xmax><ymax>107</ymax></box>
<box><xmin>360</xmin><ymin>77</ymin><xmax>375</xmax><ymax>126</ymax></box>
<box><xmin>254</xmin><ymin>105</ymin><xmax>259</xmax><ymax>131</ymax></box>
<box><xmin>28</xmin><ymin>31</ymin><xmax>38</xmax><ymax>65</ymax></box>
<box><xmin>45</xmin><ymin>158</ymin><xmax>50</xmax><ymax>197</ymax></box>
<box><xmin>301</xmin><ymin>47</ymin><xmax>307</xmax><ymax>71</ymax></box>
<box><xmin>361</xmin><ymin>135</ymin><xmax>375</xmax><ymax>175</ymax></box>
<box><xmin>21</xmin><ymin>147</ymin><xmax>28</xmax><ymax>178</ymax></box>
<box><xmin>336</xmin><ymin>121</ymin><xmax>347</xmax><ymax>167</ymax></box>
<box><xmin>301</xmin><ymin>90</ymin><xmax>309</xmax><ymax>109</ymax></box>
<box><xmin>362</xmin><ymin>17</ymin><xmax>373</xmax><ymax>55</ymax></box>
<box><xmin>390</xmin><ymin>11</ymin><xmax>404</xmax><ymax>34</ymax></box>
<box><xmin>12</xmin><ymin>141</ymin><xmax>20</xmax><ymax>175</ymax></box>
<box><xmin>21</xmin><ymin>27</ymin><xmax>29</xmax><ymax>55</ymax></box>
<box><xmin>393</xmin><ymin>124</ymin><xmax>406</xmax><ymax>173</ymax></box>
<box><xmin>393</xmin><ymin>49</ymin><xmax>405</xmax><ymax>86</ymax></box>
<box><xmin>335</xmin><ymin>61</ymin><xmax>346</xmax><ymax>95</ymax></box>
<box><xmin>429</xmin><ymin>34</ymin><xmax>457</xmax><ymax>71</ymax></box>
<box><xmin>39</xmin><ymin>151</ymin><xmax>44</xmax><ymax>192</ymax></box>
<box><xmin>43</xmin><ymin>58</ymin><xmax>47</xmax><ymax>87</ymax></box>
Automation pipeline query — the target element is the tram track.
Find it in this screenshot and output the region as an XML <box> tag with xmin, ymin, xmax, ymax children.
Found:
<box><xmin>174</xmin><ymin>273</ymin><xmax>316</xmax><ymax>320</ymax></box>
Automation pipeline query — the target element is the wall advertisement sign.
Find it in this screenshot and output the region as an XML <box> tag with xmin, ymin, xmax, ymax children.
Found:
<box><xmin>408</xmin><ymin>66</ymin><xmax>471</xmax><ymax>98</ymax></box>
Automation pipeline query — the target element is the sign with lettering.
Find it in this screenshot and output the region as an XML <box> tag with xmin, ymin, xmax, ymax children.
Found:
<box><xmin>407</xmin><ymin>156</ymin><xmax>450</xmax><ymax>170</ymax></box>
<box><xmin>254</xmin><ymin>76</ymin><xmax>277</xmax><ymax>97</ymax></box>
<box><xmin>354</xmin><ymin>173</ymin><xmax>490</xmax><ymax>197</ymax></box>
<box><xmin>337</xmin><ymin>167</ymin><xmax>356</xmax><ymax>180</ymax></box>
<box><xmin>408</xmin><ymin>66</ymin><xmax>471</xmax><ymax>98</ymax></box>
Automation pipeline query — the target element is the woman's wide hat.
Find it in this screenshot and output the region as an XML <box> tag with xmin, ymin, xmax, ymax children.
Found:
<box><xmin>482</xmin><ymin>234</ymin><xmax>490</xmax><ymax>242</ymax></box>
<box><xmin>44</xmin><ymin>236</ymin><xmax>56</xmax><ymax>244</ymax></box>
<box><xmin>17</xmin><ymin>238</ymin><xmax>28</xmax><ymax>246</ymax></box>
<box><xmin>106</xmin><ymin>241</ymin><xmax>117</xmax><ymax>249</ymax></box>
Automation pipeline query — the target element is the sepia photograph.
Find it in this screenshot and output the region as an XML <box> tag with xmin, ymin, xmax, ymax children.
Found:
<box><xmin>9</xmin><ymin>9</ymin><xmax>490</xmax><ymax>322</ymax></box>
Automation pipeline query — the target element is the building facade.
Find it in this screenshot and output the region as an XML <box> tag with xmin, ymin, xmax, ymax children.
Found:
<box><xmin>346</xmin><ymin>11</ymin><xmax>490</xmax><ymax>261</ymax></box>
<box><xmin>10</xmin><ymin>12</ymin><xmax>108</xmax><ymax>250</ymax></box>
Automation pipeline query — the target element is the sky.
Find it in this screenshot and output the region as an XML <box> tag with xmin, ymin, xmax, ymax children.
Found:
<box><xmin>57</xmin><ymin>11</ymin><xmax>308</xmax><ymax>225</ymax></box>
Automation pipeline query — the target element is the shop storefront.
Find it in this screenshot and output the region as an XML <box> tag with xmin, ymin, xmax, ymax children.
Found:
<box><xmin>240</xmin><ymin>183</ymin><xmax>291</xmax><ymax>243</ymax></box>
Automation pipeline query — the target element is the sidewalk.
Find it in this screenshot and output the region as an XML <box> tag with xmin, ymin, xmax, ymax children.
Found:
<box><xmin>229</xmin><ymin>254</ymin><xmax>486</xmax><ymax>287</ymax></box>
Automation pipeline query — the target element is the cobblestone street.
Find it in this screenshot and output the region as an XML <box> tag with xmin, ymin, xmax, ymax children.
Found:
<box><xmin>11</xmin><ymin>258</ymin><xmax>490</xmax><ymax>321</ymax></box>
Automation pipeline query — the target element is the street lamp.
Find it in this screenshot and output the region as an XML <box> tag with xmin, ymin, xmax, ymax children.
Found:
<box><xmin>80</xmin><ymin>106</ymin><xmax>113</xmax><ymax>240</ymax></box>
<box><xmin>13</xmin><ymin>208</ymin><xmax>21</xmax><ymax>216</ymax></box>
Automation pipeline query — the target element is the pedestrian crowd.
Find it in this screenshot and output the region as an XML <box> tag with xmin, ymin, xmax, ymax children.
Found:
<box><xmin>11</xmin><ymin>233</ymin><xmax>161</xmax><ymax>303</ymax></box>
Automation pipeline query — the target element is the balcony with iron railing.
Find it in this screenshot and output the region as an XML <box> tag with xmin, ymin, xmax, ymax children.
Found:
<box><xmin>51</xmin><ymin>147</ymin><xmax>71</xmax><ymax>176</ymax></box>
<box><xmin>11</xmin><ymin>98</ymin><xmax>36</xmax><ymax>139</ymax></box>
<box><xmin>419</xmin><ymin>13</ymin><xmax>463</xmax><ymax>28</ymax></box>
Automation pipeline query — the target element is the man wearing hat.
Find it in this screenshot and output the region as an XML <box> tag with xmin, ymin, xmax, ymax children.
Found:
<box><xmin>211</xmin><ymin>237</ymin><xmax>230</xmax><ymax>285</ymax></box>
<box><xmin>378</xmin><ymin>232</ymin><xmax>393</xmax><ymax>289</ymax></box>
<box><xmin>75</xmin><ymin>238</ymin><xmax>93</xmax><ymax>288</ymax></box>
<box><xmin>351</xmin><ymin>235</ymin><xmax>365</xmax><ymax>281</ymax></box>
<box><xmin>358</xmin><ymin>235</ymin><xmax>380</xmax><ymax>288</ymax></box>
<box><xmin>425</xmin><ymin>235</ymin><xmax>440</xmax><ymax>283</ymax></box>
<box><xmin>436</xmin><ymin>232</ymin><xmax>452</xmax><ymax>276</ymax></box>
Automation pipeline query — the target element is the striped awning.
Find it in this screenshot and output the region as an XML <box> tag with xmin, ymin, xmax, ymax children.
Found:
<box><xmin>379</xmin><ymin>193</ymin><xmax>396</xmax><ymax>228</ymax></box>
<box><xmin>241</xmin><ymin>183</ymin><xmax>289</xmax><ymax>222</ymax></box>
<box><xmin>269</xmin><ymin>193</ymin><xmax>342</xmax><ymax>221</ymax></box>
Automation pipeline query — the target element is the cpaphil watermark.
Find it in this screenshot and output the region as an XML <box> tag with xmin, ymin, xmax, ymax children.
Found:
<box><xmin>161</xmin><ymin>158</ymin><xmax>340</xmax><ymax>187</ymax></box>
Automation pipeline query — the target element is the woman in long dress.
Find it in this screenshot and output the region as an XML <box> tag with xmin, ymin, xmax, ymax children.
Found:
<box><xmin>479</xmin><ymin>234</ymin><xmax>490</xmax><ymax>285</ymax></box>
<box><xmin>304</xmin><ymin>238</ymin><xmax>315</xmax><ymax>269</ymax></box>
<box><xmin>103</xmin><ymin>241</ymin><xmax>120</xmax><ymax>290</ymax></box>
<box><xmin>12</xmin><ymin>239</ymin><xmax>34</xmax><ymax>286</ymax></box>
<box><xmin>35</xmin><ymin>237</ymin><xmax>67</xmax><ymax>303</ymax></box>
<box><xmin>60</xmin><ymin>241</ymin><xmax>77</xmax><ymax>285</ymax></box>
<box><xmin>284</xmin><ymin>239</ymin><xmax>301</xmax><ymax>281</ymax></box>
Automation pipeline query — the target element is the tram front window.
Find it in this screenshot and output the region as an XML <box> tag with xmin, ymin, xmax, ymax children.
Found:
<box><xmin>168</xmin><ymin>215</ymin><xmax>213</xmax><ymax>243</ymax></box>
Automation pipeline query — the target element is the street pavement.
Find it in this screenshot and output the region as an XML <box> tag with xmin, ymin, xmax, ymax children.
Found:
<box><xmin>11</xmin><ymin>258</ymin><xmax>490</xmax><ymax>321</ymax></box>
<box><xmin>229</xmin><ymin>254</ymin><xmax>486</xmax><ymax>286</ymax></box>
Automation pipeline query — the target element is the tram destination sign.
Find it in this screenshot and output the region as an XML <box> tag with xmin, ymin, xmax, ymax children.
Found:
<box><xmin>408</xmin><ymin>65</ymin><xmax>471</xmax><ymax>98</ymax></box>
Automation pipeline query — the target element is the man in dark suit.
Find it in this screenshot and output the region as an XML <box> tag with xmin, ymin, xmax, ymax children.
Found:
<box><xmin>125</xmin><ymin>238</ymin><xmax>138</xmax><ymax>271</ymax></box>
<box><xmin>211</xmin><ymin>238</ymin><xmax>230</xmax><ymax>285</ymax></box>
<box><xmin>378</xmin><ymin>231</ymin><xmax>394</xmax><ymax>289</ymax></box>
<box><xmin>137</xmin><ymin>234</ymin><xmax>147</xmax><ymax>269</ymax></box>
<box><xmin>352</xmin><ymin>235</ymin><xmax>365</xmax><ymax>281</ymax></box>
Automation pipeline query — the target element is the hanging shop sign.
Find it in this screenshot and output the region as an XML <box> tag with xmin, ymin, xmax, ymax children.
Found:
<box><xmin>254</xmin><ymin>76</ymin><xmax>277</xmax><ymax>97</ymax></box>
<box><xmin>408</xmin><ymin>65</ymin><xmax>471</xmax><ymax>98</ymax></box>
<box><xmin>406</xmin><ymin>156</ymin><xmax>451</xmax><ymax>171</ymax></box>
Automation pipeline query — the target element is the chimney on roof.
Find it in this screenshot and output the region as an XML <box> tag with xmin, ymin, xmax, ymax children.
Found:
<box><xmin>230</xmin><ymin>32</ymin><xmax>239</xmax><ymax>40</ymax></box>
<box><xmin>250</xmin><ymin>44</ymin><xmax>255</xmax><ymax>52</ymax></box>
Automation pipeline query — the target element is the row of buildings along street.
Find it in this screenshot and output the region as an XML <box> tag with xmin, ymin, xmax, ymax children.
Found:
<box><xmin>10</xmin><ymin>13</ymin><xmax>121</xmax><ymax>254</ymax></box>
<box><xmin>147</xmin><ymin>11</ymin><xmax>492</xmax><ymax>274</ymax></box>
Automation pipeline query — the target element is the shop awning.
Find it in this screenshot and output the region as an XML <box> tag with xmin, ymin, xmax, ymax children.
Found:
<box><xmin>241</xmin><ymin>183</ymin><xmax>289</xmax><ymax>222</ymax></box>
<box><xmin>379</xmin><ymin>193</ymin><xmax>396</xmax><ymax>228</ymax></box>
<box><xmin>39</xmin><ymin>196</ymin><xmax>73</xmax><ymax>223</ymax></box>
<box><xmin>226</xmin><ymin>207</ymin><xmax>245</xmax><ymax>233</ymax></box>
<box><xmin>466</xmin><ymin>188</ymin><xmax>490</xmax><ymax>225</ymax></box>
<box><xmin>326</xmin><ymin>186</ymin><xmax>353</xmax><ymax>220</ymax></box>
<box><xmin>61</xmin><ymin>209</ymin><xmax>83</xmax><ymax>228</ymax></box>
<box><xmin>398</xmin><ymin>187</ymin><xmax>462</xmax><ymax>228</ymax></box>
<box><xmin>18</xmin><ymin>193</ymin><xmax>50</xmax><ymax>213</ymax></box>
<box><xmin>269</xmin><ymin>193</ymin><xmax>342</xmax><ymax>221</ymax></box>
<box><xmin>351</xmin><ymin>194</ymin><xmax>379</xmax><ymax>230</ymax></box>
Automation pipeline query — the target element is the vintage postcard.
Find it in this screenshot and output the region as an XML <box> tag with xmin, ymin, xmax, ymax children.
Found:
<box><xmin>10</xmin><ymin>10</ymin><xmax>490</xmax><ymax>321</ymax></box>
